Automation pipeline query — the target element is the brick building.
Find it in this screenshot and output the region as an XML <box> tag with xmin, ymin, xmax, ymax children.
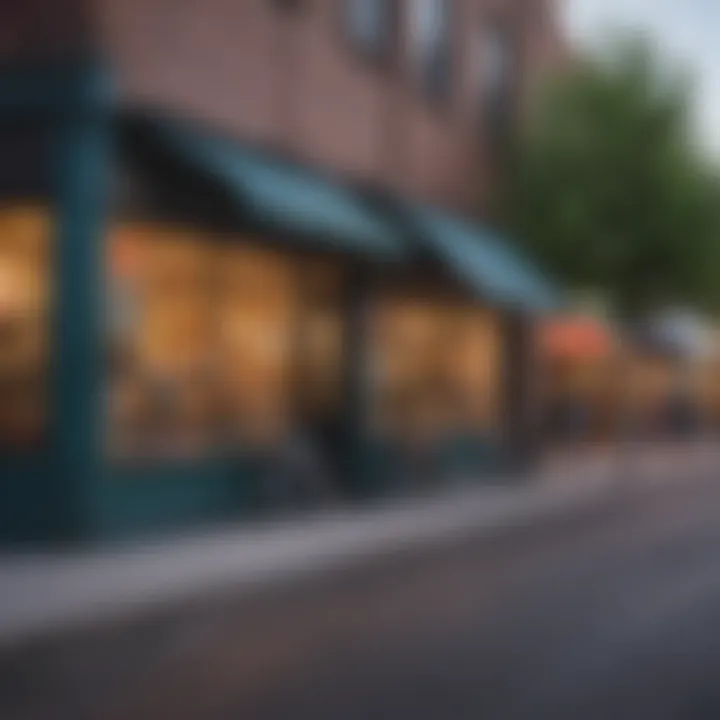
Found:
<box><xmin>0</xmin><ymin>0</ymin><xmax>564</xmax><ymax>542</ymax></box>
<box><xmin>2</xmin><ymin>0</ymin><xmax>565</xmax><ymax>212</ymax></box>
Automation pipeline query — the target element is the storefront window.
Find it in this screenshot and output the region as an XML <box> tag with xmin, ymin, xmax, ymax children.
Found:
<box><xmin>108</xmin><ymin>232</ymin><xmax>349</xmax><ymax>459</ymax></box>
<box><xmin>371</xmin><ymin>294</ymin><xmax>501</xmax><ymax>444</ymax></box>
<box><xmin>438</xmin><ymin>308</ymin><xmax>502</xmax><ymax>433</ymax></box>
<box><xmin>371</xmin><ymin>298</ymin><xmax>444</xmax><ymax>442</ymax></box>
<box><xmin>215</xmin><ymin>246</ymin><xmax>297</xmax><ymax>448</ymax></box>
<box><xmin>0</xmin><ymin>120</ymin><xmax>54</xmax><ymax>453</ymax></box>
<box><xmin>108</xmin><ymin>226</ymin><xmax>215</xmax><ymax>459</ymax></box>
<box><xmin>0</xmin><ymin>205</ymin><xmax>51</xmax><ymax>450</ymax></box>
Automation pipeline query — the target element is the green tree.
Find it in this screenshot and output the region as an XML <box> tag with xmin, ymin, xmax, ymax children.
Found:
<box><xmin>509</xmin><ymin>36</ymin><xmax>720</xmax><ymax>317</ymax></box>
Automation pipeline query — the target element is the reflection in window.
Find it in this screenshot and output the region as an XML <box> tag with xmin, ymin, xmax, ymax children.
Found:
<box><xmin>409</xmin><ymin>0</ymin><xmax>452</xmax><ymax>99</ymax></box>
<box><xmin>0</xmin><ymin>206</ymin><xmax>51</xmax><ymax>450</ymax></box>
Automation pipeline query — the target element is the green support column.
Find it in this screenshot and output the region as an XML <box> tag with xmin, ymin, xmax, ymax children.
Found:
<box><xmin>0</xmin><ymin>60</ymin><xmax>112</xmax><ymax>542</ymax></box>
<box><xmin>50</xmin><ymin>64</ymin><xmax>113</xmax><ymax>539</ymax></box>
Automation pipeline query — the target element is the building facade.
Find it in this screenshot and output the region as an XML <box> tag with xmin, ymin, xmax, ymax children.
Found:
<box><xmin>2</xmin><ymin>0</ymin><xmax>565</xmax><ymax>212</ymax></box>
<box><xmin>0</xmin><ymin>0</ymin><xmax>565</xmax><ymax>542</ymax></box>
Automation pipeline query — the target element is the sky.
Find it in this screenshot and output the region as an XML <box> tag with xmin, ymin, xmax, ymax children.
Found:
<box><xmin>563</xmin><ymin>0</ymin><xmax>720</xmax><ymax>153</ymax></box>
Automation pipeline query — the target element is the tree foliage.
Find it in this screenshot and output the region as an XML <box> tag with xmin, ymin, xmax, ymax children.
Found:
<box><xmin>509</xmin><ymin>36</ymin><xmax>720</xmax><ymax>317</ymax></box>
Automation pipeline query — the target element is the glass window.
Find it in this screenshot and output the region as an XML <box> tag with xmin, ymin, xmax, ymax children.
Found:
<box><xmin>0</xmin><ymin>205</ymin><xmax>51</xmax><ymax>450</ymax></box>
<box><xmin>371</xmin><ymin>294</ymin><xmax>502</xmax><ymax>442</ymax></box>
<box><xmin>108</xmin><ymin>233</ymin><xmax>354</xmax><ymax>460</ymax></box>
<box><xmin>438</xmin><ymin>308</ymin><xmax>502</xmax><ymax>433</ymax></box>
<box><xmin>371</xmin><ymin>297</ymin><xmax>446</xmax><ymax>441</ymax></box>
<box><xmin>346</xmin><ymin>0</ymin><xmax>396</xmax><ymax>59</ymax></box>
<box><xmin>477</xmin><ymin>22</ymin><xmax>516</xmax><ymax>124</ymax></box>
<box><xmin>215</xmin><ymin>246</ymin><xmax>298</xmax><ymax>448</ymax></box>
<box><xmin>107</xmin><ymin>227</ymin><xmax>216</xmax><ymax>460</ymax></box>
<box><xmin>409</xmin><ymin>0</ymin><xmax>452</xmax><ymax>99</ymax></box>
<box><xmin>0</xmin><ymin>121</ymin><xmax>54</xmax><ymax>453</ymax></box>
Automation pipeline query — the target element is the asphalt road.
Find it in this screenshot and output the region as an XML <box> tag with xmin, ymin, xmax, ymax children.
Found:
<box><xmin>4</xmin><ymin>474</ymin><xmax>720</xmax><ymax>719</ymax></box>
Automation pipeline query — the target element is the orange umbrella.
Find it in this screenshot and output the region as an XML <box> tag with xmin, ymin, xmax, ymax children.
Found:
<box><xmin>540</xmin><ymin>316</ymin><xmax>615</xmax><ymax>362</ymax></box>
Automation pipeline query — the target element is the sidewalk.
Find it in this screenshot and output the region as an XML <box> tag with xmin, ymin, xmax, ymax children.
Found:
<box><xmin>0</xmin><ymin>442</ymin><xmax>712</xmax><ymax>650</ymax></box>
<box><xmin>541</xmin><ymin>438</ymin><xmax>720</xmax><ymax>488</ymax></box>
<box><xmin>0</xmin><ymin>479</ymin><xmax>609</xmax><ymax>649</ymax></box>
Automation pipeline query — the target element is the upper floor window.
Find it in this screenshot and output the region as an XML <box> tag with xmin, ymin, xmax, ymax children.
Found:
<box><xmin>477</xmin><ymin>22</ymin><xmax>516</xmax><ymax>126</ymax></box>
<box><xmin>345</xmin><ymin>0</ymin><xmax>397</xmax><ymax>60</ymax></box>
<box><xmin>269</xmin><ymin>0</ymin><xmax>305</xmax><ymax>13</ymax></box>
<box><xmin>409</xmin><ymin>0</ymin><xmax>452</xmax><ymax>100</ymax></box>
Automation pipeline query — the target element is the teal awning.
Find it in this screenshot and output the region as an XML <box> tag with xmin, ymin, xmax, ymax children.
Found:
<box><xmin>135</xmin><ymin>116</ymin><xmax>402</xmax><ymax>259</ymax></box>
<box><xmin>122</xmin><ymin>114</ymin><xmax>560</xmax><ymax>308</ymax></box>
<box><xmin>392</xmin><ymin>200</ymin><xmax>561</xmax><ymax>313</ymax></box>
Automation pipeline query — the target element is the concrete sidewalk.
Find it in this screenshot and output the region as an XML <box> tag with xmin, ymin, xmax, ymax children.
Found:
<box><xmin>0</xmin><ymin>474</ymin><xmax>614</xmax><ymax>650</ymax></box>
<box><xmin>540</xmin><ymin>439</ymin><xmax>720</xmax><ymax>487</ymax></box>
<box><xmin>1</xmin><ymin>441</ymin><xmax>712</xmax><ymax>650</ymax></box>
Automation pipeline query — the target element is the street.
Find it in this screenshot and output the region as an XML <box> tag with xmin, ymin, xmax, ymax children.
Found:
<box><xmin>4</xmin><ymin>472</ymin><xmax>720</xmax><ymax>719</ymax></box>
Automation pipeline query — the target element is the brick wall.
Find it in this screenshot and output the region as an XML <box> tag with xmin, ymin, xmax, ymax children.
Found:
<box><xmin>92</xmin><ymin>0</ymin><xmax>565</xmax><ymax>213</ymax></box>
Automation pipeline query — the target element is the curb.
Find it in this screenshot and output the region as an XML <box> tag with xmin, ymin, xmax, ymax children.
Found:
<box><xmin>0</xmin><ymin>477</ymin><xmax>613</xmax><ymax>649</ymax></box>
